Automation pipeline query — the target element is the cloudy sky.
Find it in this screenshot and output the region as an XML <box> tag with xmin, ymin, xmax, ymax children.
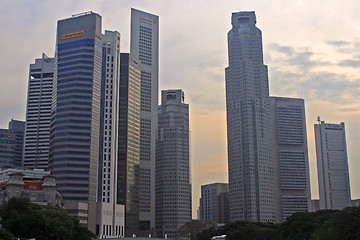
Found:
<box><xmin>1</xmin><ymin>0</ymin><xmax>360</xmax><ymax>218</ymax></box>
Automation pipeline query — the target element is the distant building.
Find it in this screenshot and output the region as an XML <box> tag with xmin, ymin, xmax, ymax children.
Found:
<box><xmin>130</xmin><ymin>8</ymin><xmax>159</xmax><ymax>235</ymax></box>
<box><xmin>0</xmin><ymin>129</ymin><xmax>16</xmax><ymax>169</ymax></box>
<box><xmin>270</xmin><ymin>97</ymin><xmax>311</xmax><ymax>221</ymax></box>
<box><xmin>199</xmin><ymin>183</ymin><xmax>229</xmax><ymax>224</ymax></box>
<box><xmin>0</xmin><ymin>168</ymin><xmax>62</xmax><ymax>208</ymax></box>
<box><xmin>23</xmin><ymin>54</ymin><xmax>54</xmax><ymax>169</ymax></box>
<box><xmin>156</xmin><ymin>90</ymin><xmax>191</xmax><ymax>238</ymax></box>
<box><xmin>8</xmin><ymin>119</ymin><xmax>25</xmax><ymax>168</ymax></box>
<box><xmin>315</xmin><ymin>120</ymin><xmax>351</xmax><ymax>210</ymax></box>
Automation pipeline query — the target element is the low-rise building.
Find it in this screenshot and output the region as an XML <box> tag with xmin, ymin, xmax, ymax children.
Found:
<box><xmin>0</xmin><ymin>168</ymin><xmax>63</xmax><ymax>208</ymax></box>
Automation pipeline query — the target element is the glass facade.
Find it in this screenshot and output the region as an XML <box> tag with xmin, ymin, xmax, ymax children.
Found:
<box><xmin>118</xmin><ymin>53</ymin><xmax>141</xmax><ymax>236</ymax></box>
<box><xmin>49</xmin><ymin>12</ymin><xmax>102</xmax><ymax>230</ymax></box>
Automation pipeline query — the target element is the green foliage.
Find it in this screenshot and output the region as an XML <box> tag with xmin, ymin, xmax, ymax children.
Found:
<box><xmin>0</xmin><ymin>228</ymin><xmax>16</xmax><ymax>240</ymax></box>
<box><xmin>0</xmin><ymin>197</ymin><xmax>96</xmax><ymax>240</ymax></box>
<box><xmin>196</xmin><ymin>207</ymin><xmax>360</xmax><ymax>240</ymax></box>
<box><xmin>178</xmin><ymin>220</ymin><xmax>217</xmax><ymax>240</ymax></box>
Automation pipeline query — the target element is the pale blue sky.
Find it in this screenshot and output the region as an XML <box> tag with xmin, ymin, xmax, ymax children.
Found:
<box><xmin>1</xmin><ymin>0</ymin><xmax>360</xmax><ymax>218</ymax></box>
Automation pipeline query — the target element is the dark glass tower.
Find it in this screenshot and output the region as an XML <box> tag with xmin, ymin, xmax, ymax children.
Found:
<box><xmin>49</xmin><ymin>12</ymin><xmax>103</xmax><ymax>232</ymax></box>
<box><xmin>8</xmin><ymin>119</ymin><xmax>25</xmax><ymax>168</ymax></box>
<box><xmin>118</xmin><ymin>53</ymin><xmax>141</xmax><ymax>236</ymax></box>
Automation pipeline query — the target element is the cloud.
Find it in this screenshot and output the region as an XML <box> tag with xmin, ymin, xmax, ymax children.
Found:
<box><xmin>326</xmin><ymin>40</ymin><xmax>351</xmax><ymax>47</ymax></box>
<box><xmin>339</xmin><ymin>59</ymin><xmax>360</xmax><ymax>68</ymax></box>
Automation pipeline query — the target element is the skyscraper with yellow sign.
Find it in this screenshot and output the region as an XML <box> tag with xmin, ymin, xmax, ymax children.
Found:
<box><xmin>49</xmin><ymin>12</ymin><xmax>124</xmax><ymax>237</ymax></box>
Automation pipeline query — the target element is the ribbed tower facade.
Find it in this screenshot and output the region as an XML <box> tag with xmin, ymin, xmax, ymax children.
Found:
<box><xmin>130</xmin><ymin>8</ymin><xmax>159</xmax><ymax>234</ymax></box>
<box><xmin>225</xmin><ymin>11</ymin><xmax>275</xmax><ymax>222</ymax></box>
<box><xmin>23</xmin><ymin>54</ymin><xmax>54</xmax><ymax>169</ymax></box>
<box><xmin>156</xmin><ymin>90</ymin><xmax>191</xmax><ymax>238</ymax></box>
<box><xmin>96</xmin><ymin>30</ymin><xmax>125</xmax><ymax>238</ymax></box>
<box><xmin>49</xmin><ymin>12</ymin><xmax>103</xmax><ymax>232</ymax></box>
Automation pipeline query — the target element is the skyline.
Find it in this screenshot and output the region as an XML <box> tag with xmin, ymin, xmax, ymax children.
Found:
<box><xmin>1</xmin><ymin>0</ymin><xmax>360</xmax><ymax>218</ymax></box>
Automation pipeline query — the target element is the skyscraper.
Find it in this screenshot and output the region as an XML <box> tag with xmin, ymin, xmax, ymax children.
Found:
<box><xmin>270</xmin><ymin>97</ymin><xmax>311</xmax><ymax>221</ymax></box>
<box><xmin>118</xmin><ymin>53</ymin><xmax>141</xmax><ymax>236</ymax></box>
<box><xmin>225</xmin><ymin>11</ymin><xmax>275</xmax><ymax>222</ymax></box>
<box><xmin>156</xmin><ymin>89</ymin><xmax>191</xmax><ymax>238</ymax></box>
<box><xmin>199</xmin><ymin>183</ymin><xmax>229</xmax><ymax>224</ymax></box>
<box><xmin>23</xmin><ymin>54</ymin><xmax>54</xmax><ymax>169</ymax></box>
<box><xmin>96</xmin><ymin>30</ymin><xmax>124</xmax><ymax>238</ymax></box>
<box><xmin>8</xmin><ymin>119</ymin><xmax>25</xmax><ymax>168</ymax></box>
<box><xmin>315</xmin><ymin>120</ymin><xmax>351</xmax><ymax>210</ymax></box>
<box><xmin>49</xmin><ymin>12</ymin><xmax>104</xmax><ymax>232</ymax></box>
<box><xmin>130</xmin><ymin>8</ymin><xmax>159</xmax><ymax>234</ymax></box>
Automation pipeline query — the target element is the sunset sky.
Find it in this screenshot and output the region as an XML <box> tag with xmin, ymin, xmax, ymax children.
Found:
<box><xmin>1</xmin><ymin>0</ymin><xmax>360</xmax><ymax>218</ymax></box>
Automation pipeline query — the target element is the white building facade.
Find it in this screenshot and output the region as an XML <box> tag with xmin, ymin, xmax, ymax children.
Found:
<box><xmin>96</xmin><ymin>30</ymin><xmax>125</xmax><ymax>239</ymax></box>
<box><xmin>23</xmin><ymin>54</ymin><xmax>54</xmax><ymax>169</ymax></box>
<box><xmin>315</xmin><ymin>120</ymin><xmax>351</xmax><ymax>210</ymax></box>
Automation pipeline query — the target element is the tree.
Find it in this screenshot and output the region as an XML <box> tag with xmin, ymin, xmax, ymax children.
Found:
<box><xmin>0</xmin><ymin>197</ymin><xmax>96</xmax><ymax>240</ymax></box>
<box><xmin>0</xmin><ymin>229</ymin><xmax>16</xmax><ymax>240</ymax></box>
<box><xmin>178</xmin><ymin>220</ymin><xmax>217</xmax><ymax>240</ymax></box>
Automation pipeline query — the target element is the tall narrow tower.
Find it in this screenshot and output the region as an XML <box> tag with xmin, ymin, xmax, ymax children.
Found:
<box><xmin>130</xmin><ymin>8</ymin><xmax>159</xmax><ymax>234</ymax></box>
<box><xmin>225</xmin><ymin>11</ymin><xmax>275</xmax><ymax>222</ymax></box>
<box><xmin>49</xmin><ymin>12</ymin><xmax>103</xmax><ymax>232</ymax></box>
<box><xmin>315</xmin><ymin>120</ymin><xmax>351</xmax><ymax>210</ymax></box>
<box><xmin>117</xmin><ymin>53</ymin><xmax>141</xmax><ymax>236</ymax></box>
<box><xmin>156</xmin><ymin>90</ymin><xmax>191</xmax><ymax>238</ymax></box>
<box><xmin>23</xmin><ymin>54</ymin><xmax>54</xmax><ymax>169</ymax></box>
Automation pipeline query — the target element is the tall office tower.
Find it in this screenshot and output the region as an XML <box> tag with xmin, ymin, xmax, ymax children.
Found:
<box><xmin>23</xmin><ymin>54</ymin><xmax>54</xmax><ymax>169</ymax></box>
<box><xmin>130</xmin><ymin>8</ymin><xmax>159</xmax><ymax>234</ymax></box>
<box><xmin>117</xmin><ymin>53</ymin><xmax>141</xmax><ymax>236</ymax></box>
<box><xmin>199</xmin><ymin>183</ymin><xmax>229</xmax><ymax>224</ymax></box>
<box><xmin>0</xmin><ymin>129</ymin><xmax>16</xmax><ymax>169</ymax></box>
<box><xmin>270</xmin><ymin>97</ymin><xmax>311</xmax><ymax>222</ymax></box>
<box><xmin>49</xmin><ymin>12</ymin><xmax>103</xmax><ymax>232</ymax></box>
<box><xmin>156</xmin><ymin>90</ymin><xmax>191</xmax><ymax>238</ymax></box>
<box><xmin>225</xmin><ymin>11</ymin><xmax>275</xmax><ymax>222</ymax></box>
<box><xmin>315</xmin><ymin>120</ymin><xmax>351</xmax><ymax>210</ymax></box>
<box><xmin>8</xmin><ymin>119</ymin><xmax>25</xmax><ymax>168</ymax></box>
<box><xmin>96</xmin><ymin>30</ymin><xmax>124</xmax><ymax>238</ymax></box>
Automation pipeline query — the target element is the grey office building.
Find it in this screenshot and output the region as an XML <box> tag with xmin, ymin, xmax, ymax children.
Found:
<box><xmin>156</xmin><ymin>90</ymin><xmax>191</xmax><ymax>238</ymax></box>
<box><xmin>130</xmin><ymin>8</ymin><xmax>159</xmax><ymax>234</ymax></box>
<box><xmin>225</xmin><ymin>11</ymin><xmax>275</xmax><ymax>222</ymax></box>
<box><xmin>315</xmin><ymin>120</ymin><xmax>351</xmax><ymax>210</ymax></box>
<box><xmin>270</xmin><ymin>97</ymin><xmax>311</xmax><ymax>222</ymax></box>
<box><xmin>0</xmin><ymin>129</ymin><xmax>16</xmax><ymax>169</ymax></box>
<box><xmin>199</xmin><ymin>183</ymin><xmax>229</xmax><ymax>224</ymax></box>
<box><xmin>8</xmin><ymin>119</ymin><xmax>25</xmax><ymax>168</ymax></box>
<box><xmin>23</xmin><ymin>54</ymin><xmax>54</xmax><ymax>169</ymax></box>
